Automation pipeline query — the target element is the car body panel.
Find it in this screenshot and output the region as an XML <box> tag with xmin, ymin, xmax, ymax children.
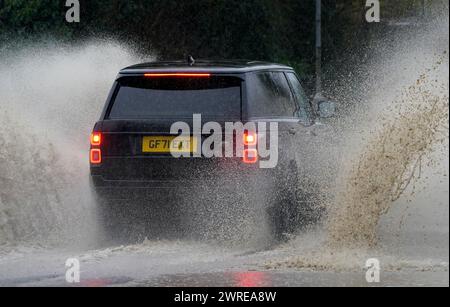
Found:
<box><xmin>91</xmin><ymin>61</ymin><xmax>317</xmax><ymax>199</ymax></box>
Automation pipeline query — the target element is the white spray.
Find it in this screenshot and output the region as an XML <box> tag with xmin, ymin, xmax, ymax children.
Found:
<box><xmin>0</xmin><ymin>40</ymin><xmax>145</xmax><ymax>250</ymax></box>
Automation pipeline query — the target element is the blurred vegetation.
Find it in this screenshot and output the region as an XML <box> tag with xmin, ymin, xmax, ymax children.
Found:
<box><xmin>0</xmin><ymin>0</ymin><xmax>444</xmax><ymax>78</ymax></box>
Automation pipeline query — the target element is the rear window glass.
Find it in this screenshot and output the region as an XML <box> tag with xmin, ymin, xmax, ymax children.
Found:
<box><xmin>246</xmin><ymin>72</ymin><xmax>297</xmax><ymax>118</ymax></box>
<box><xmin>108</xmin><ymin>76</ymin><xmax>242</xmax><ymax>120</ymax></box>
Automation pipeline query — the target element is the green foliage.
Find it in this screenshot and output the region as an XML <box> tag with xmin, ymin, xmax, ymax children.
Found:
<box><xmin>0</xmin><ymin>0</ymin><xmax>73</xmax><ymax>37</ymax></box>
<box><xmin>0</xmin><ymin>0</ymin><xmax>433</xmax><ymax>74</ymax></box>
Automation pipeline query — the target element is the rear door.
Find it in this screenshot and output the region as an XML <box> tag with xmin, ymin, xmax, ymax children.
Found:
<box><xmin>96</xmin><ymin>74</ymin><xmax>243</xmax><ymax>182</ymax></box>
<box><xmin>244</xmin><ymin>71</ymin><xmax>300</xmax><ymax>171</ymax></box>
<box><xmin>284</xmin><ymin>72</ymin><xmax>318</xmax><ymax>198</ymax></box>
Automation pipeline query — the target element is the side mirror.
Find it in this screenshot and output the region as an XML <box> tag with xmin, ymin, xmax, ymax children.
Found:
<box><xmin>317</xmin><ymin>100</ymin><xmax>336</xmax><ymax>118</ymax></box>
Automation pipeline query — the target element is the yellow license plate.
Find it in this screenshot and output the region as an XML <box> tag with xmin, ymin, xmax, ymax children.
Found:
<box><xmin>142</xmin><ymin>136</ymin><xmax>198</xmax><ymax>153</ymax></box>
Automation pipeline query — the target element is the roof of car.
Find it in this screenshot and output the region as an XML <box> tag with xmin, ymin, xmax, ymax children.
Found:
<box><xmin>120</xmin><ymin>60</ymin><xmax>293</xmax><ymax>74</ymax></box>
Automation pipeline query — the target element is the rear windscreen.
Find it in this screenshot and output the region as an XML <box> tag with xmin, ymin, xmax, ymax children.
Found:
<box><xmin>108</xmin><ymin>76</ymin><xmax>242</xmax><ymax>120</ymax></box>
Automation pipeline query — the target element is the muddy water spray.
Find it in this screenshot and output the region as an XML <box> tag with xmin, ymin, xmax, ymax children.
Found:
<box><xmin>327</xmin><ymin>61</ymin><xmax>449</xmax><ymax>248</ymax></box>
<box><xmin>268</xmin><ymin>8</ymin><xmax>449</xmax><ymax>271</ymax></box>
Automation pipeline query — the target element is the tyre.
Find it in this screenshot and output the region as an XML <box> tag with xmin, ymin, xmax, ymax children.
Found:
<box><xmin>267</xmin><ymin>160</ymin><xmax>310</xmax><ymax>241</ymax></box>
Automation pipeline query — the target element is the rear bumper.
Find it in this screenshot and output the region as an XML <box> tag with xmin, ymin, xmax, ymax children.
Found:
<box><xmin>91</xmin><ymin>157</ymin><xmax>263</xmax><ymax>183</ymax></box>
<box><xmin>91</xmin><ymin>175</ymin><xmax>187</xmax><ymax>188</ymax></box>
<box><xmin>90</xmin><ymin>175</ymin><xmax>199</xmax><ymax>200</ymax></box>
<box><xmin>90</xmin><ymin>157</ymin><xmax>270</xmax><ymax>199</ymax></box>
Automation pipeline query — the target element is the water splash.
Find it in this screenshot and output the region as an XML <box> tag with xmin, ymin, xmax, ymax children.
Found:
<box><xmin>0</xmin><ymin>40</ymin><xmax>145</xmax><ymax>250</ymax></box>
<box><xmin>327</xmin><ymin>59</ymin><xmax>449</xmax><ymax>248</ymax></box>
<box><xmin>269</xmin><ymin>8</ymin><xmax>449</xmax><ymax>271</ymax></box>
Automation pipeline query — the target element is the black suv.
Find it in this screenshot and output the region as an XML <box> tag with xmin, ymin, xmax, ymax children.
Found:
<box><xmin>90</xmin><ymin>60</ymin><xmax>334</xmax><ymax>241</ymax></box>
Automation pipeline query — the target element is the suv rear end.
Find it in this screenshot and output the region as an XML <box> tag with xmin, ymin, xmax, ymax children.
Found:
<box><xmin>90</xmin><ymin>60</ymin><xmax>310</xmax><ymax>241</ymax></box>
<box><xmin>91</xmin><ymin>68</ymin><xmax>261</xmax><ymax>199</ymax></box>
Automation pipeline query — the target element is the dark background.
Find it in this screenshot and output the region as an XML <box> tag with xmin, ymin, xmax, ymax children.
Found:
<box><xmin>0</xmin><ymin>0</ymin><xmax>433</xmax><ymax>79</ymax></box>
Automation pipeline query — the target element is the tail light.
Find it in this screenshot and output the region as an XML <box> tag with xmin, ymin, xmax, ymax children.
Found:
<box><xmin>243</xmin><ymin>131</ymin><xmax>258</xmax><ymax>164</ymax></box>
<box><xmin>243</xmin><ymin>149</ymin><xmax>258</xmax><ymax>164</ymax></box>
<box><xmin>90</xmin><ymin>132</ymin><xmax>102</xmax><ymax>164</ymax></box>
<box><xmin>90</xmin><ymin>148</ymin><xmax>102</xmax><ymax>164</ymax></box>
<box><xmin>243</xmin><ymin>131</ymin><xmax>257</xmax><ymax>146</ymax></box>
<box><xmin>90</xmin><ymin>132</ymin><xmax>102</xmax><ymax>146</ymax></box>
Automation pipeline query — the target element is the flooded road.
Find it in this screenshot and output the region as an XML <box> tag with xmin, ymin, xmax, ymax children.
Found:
<box><xmin>0</xmin><ymin>224</ymin><xmax>447</xmax><ymax>287</ymax></box>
